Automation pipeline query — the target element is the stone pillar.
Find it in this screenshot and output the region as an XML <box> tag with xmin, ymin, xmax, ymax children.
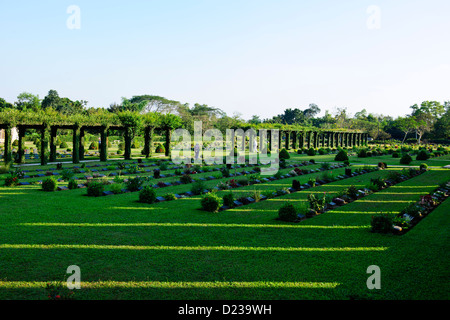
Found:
<box><xmin>49</xmin><ymin>126</ymin><xmax>58</xmax><ymax>163</ymax></box>
<box><xmin>292</xmin><ymin>131</ymin><xmax>297</xmax><ymax>150</ymax></box>
<box><xmin>165</xmin><ymin>128</ymin><xmax>172</xmax><ymax>157</ymax></box>
<box><xmin>17</xmin><ymin>126</ymin><xmax>25</xmax><ymax>164</ymax></box>
<box><xmin>299</xmin><ymin>132</ymin><xmax>304</xmax><ymax>149</ymax></box>
<box><xmin>3</xmin><ymin>126</ymin><xmax>12</xmax><ymax>164</ymax></box>
<box><xmin>313</xmin><ymin>132</ymin><xmax>319</xmax><ymax>149</ymax></box>
<box><xmin>124</xmin><ymin>127</ymin><xmax>132</xmax><ymax>160</ymax></box>
<box><xmin>285</xmin><ymin>131</ymin><xmax>290</xmax><ymax>150</ymax></box>
<box><xmin>307</xmin><ymin>131</ymin><xmax>312</xmax><ymax>149</ymax></box>
<box><xmin>79</xmin><ymin>127</ymin><xmax>85</xmax><ymax>161</ymax></box>
<box><xmin>143</xmin><ymin>126</ymin><xmax>154</xmax><ymax>158</ymax></box>
<box><xmin>100</xmin><ymin>125</ymin><xmax>108</xmax><ymax>162</ymax></box>
<box><xmin>40</xmin><ymin>125</ymin><xmax>49</xmax><ymax>165</ymax></box>
<box><xmin>72</xmin><ymin>125</ymin><xmax>80</xmax><ymax>164</ymax></box>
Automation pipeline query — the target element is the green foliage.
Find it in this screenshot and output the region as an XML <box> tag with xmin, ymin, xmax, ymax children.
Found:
<box><xmin>110</xmin><ymin>183</ymin><xmax>124</xmax><ymax>194</ymax></box>
<box><xmin>416</xmin><ymin>149</ymin><xmax>429</xmax><ymax>161</ymax></box>
<box><xmin>163</xmin><ymin>193</ymin><xmax>177</xmax><ymax>201</ymax></box>
<box><xmin>60</xmin><ymin>141</ymin><xmax>68</xmax><ymax>148</ymax></box>
<box><xmin>139</xmin><ymin>186</ymin><xmax>156</xmax><ymax>204</ymax></box>
<box><xmin>334</xmin><ymin>150</ymin><xmax>349</xmax><ymax>162</ymax></box>
<box><xmin>278</xmin><ymin>203</ymin><xmax>298</xmax><ymax>222</ymax></box>
<box><xmin>307</xmin><ymin>148</ymin><xmax>316</xmax><ymax>156</ymax></box>
<box><xmin>371</xmin><ymin>213</ymin><xmax>394</xmax><ymax>233</ymax></box>
<box><xmin>400</xmin><ymin>154</ymin><xmax>413</xmax><ymax>165</ymax></box>
<box><xmin>60</xmin><ymin>168</ymin><xmax>75</xmax><ymax>181</ymax></box>
<box><xmin>86</xmin><ymin>181</ymin><xmax>104</xmax><ymax>197</ymax></box>
<box><xmin>180</xmin><ymin>174</ymin><xmax>193</xmax><ymax>184</ymax></box>
<box><xmin>237</xmin><ymin>177</ymin><xmax>249</xmax><ymax>186</ymax></box>
<box><xmin>89</xmin><ymin>141</ymin><xmax>99</xmax><ymax>150</ymax></box>
<box><xmin>67</xmin><ymin>179</ymin><xmax>78</xmax><ymax>190</ymax></box>
<box><xmin>279</xmin><ymin>148</ymin><xmax>290</xmax><ymax>160</ymax></box>
<box><xmin>358</xmin><ymin>149</ymin><xmax>368</xmax><ymax>158</ymax></box>
<box><xmin>191</xmin><ymin>180</ymin><xmax>206</xmax><ymax>195</ymax></box>
<box><xmin>125</xmin><ymin>176</ymin><xmax>145</xmax><ymax>192</ymax></box>
<box><xmin>307</xmin><ymin>193</ymin><xmax>327</xmax><ymax>212</ymax></box>
<box><xmin>201</xmin><ymin>193</ymin><xmax>221</xmax><ymax>212</ymax></box>
<box><xmin>42</xmin><ymin>177</ymin><xmax>57</xmax><ymax>192</ymax></box>
<box><xmin>155</xmin><ymin>143</ymin><xmax>165</xmax><ymax>153</ymax></box>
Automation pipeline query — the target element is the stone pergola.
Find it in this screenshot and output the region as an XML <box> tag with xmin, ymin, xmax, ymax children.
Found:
<box><xmin>1</xmin><ymin>119</ymin><xmax>367</xmax><ymax>165</ymax></box>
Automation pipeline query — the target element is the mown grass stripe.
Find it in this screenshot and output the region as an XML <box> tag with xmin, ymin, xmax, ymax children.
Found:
<box><xmin>0</xmin><ymin>280</ymin><xmax>340</xmax><ymax>289</ymax></box>
<box><xmin>0</xmin><ymin>244</ymin><xmax>388</xmax><ymax>252</ymax></box>
<box><xmin>19</xmin><ymin>222</ymin><xmax>368</xmax><ymax>229</ymax></box>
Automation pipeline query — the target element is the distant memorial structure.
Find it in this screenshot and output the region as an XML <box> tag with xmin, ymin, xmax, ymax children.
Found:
<box><xmin>0</xmin><ymin>127</ymin><xmax>19</xmax><ymax>143</ymax></box>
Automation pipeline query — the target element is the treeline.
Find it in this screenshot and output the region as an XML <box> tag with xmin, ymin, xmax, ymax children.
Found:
<box><xmin>1</xmin><ymin>90</ymin><xmax>448</xmax><ymax>143</ymax></box>
<box><xmin>258</xmin><ymin>102</ymin><xmax>449</xmax><ymax>144</ymax></box>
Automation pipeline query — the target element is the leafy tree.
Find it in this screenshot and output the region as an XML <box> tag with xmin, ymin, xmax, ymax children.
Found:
<box><xmin>248</xmin><ymin>115</ymin><xmax>262</xmax><ymax>125</ymax></box>
<box><xmin>303</xmin><ymin>103</ymin><xmax>321</xmax><ymax>120</ymax></box>
<box><xmin>41</xmin><ymin>90</ymin><xmax>60</xmax><ymax>110</ymax></box>
<box><xmin>410</xmin><ymin>101</ymin><xmax>445</xmax><ymax>143</ymax></box>
<box><xmin>396</xmin><ymin>116</ymin><xmax>416</xmax><ymax>144</ymax></box>
<box><xmin>0</xmin><ymin>98</ymin><xmax>14</xmax><ymax>110</ymax></box>
<box><xmin>15</xmin><ymin>92</ymin><xmax>41</xmax><ymax>111</ymax></box>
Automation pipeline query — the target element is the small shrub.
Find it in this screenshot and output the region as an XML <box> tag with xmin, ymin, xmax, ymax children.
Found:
<box><xmin>139</xmin><ymin>186</ymin><xmax>156</xmax><ymax>203</ymax></box>
<box><xmin>155</xmin><ymin>144</ymin><xmax>165</xmax><ymax>153</ymax></box>
<box><xmin>307</xmin><ymin>148</ymin><xmax>316</xmax><ymax>156</ymax></box>
<box><xmin>159</xmin><ymin>161</ymin><xmax>169</xmax><ymax>171</ymax></box>
<box><xmin>334</xmin><ymin>150</ymin><xmax>349</xmax><ymax>162</ymax></box>
<box><xmin>321</xmin><ymin>162</ymin><xmax>331</xmax><ymax>170</ymax></box>
<box><xmin>279</xmin><ymin>148</ymin><xmax>290</xmax><ymax>160</ymax></box>
<box><xmin>68</xmin><ymin>179</ymin><xmax>78</xmax><ymax>190</ymax></box>
<box><xmin>416</xmin><ymin>149</ymin><xmax>429</xmax><ymax>161</ymax></box>
<box><xmin>221</xmin><ymin>167</ymin><xmax>231</xmax><ymax>178</ymax></box>
<box><xmin>125</xmin><ymin>176</ymin><xmax>145</xmax><ymax>192</ymax></box>
<box><xmin>307</xmin><ymin>193</ymin><xmax>327</xmax><ymax>212</ymax></box>
<box><xmin>60</xmin><ymin>141</ymin><xmax>68</xmax><ymax>148</ymax></box>
<box><xmin>358</xmin><ymin>149</ymin><xmax>368</xmax><ymax>158</ymax></box>
<box><xmin>201</xmin><ymin>193</ymin><xmax>221</xmax><ymax>212</ymax></box>
<box><xmin>365</xmin><ymin>182</ymin><xmax>379</xmax><ymax>192</ymax></box>
<box><xmin>180</xmin><ymin>174</ymin><xmax>193</xmax><ymax>184</ymax></box>
<box><xmin>371</xmin><ymin>177</ymin><xmax>387</xmax><ymax>190</ymax></box>
<box><xmin>163</xmin><ymin>193</ymin><xmax>177</xmax><ymax>201</ymax></box>
<box><xmin>237</xmin><ymin>177</ymin><xmax>249</xmax><ymax>186</ymax></box>
<box><xmin>89</xmin><ymin>141</ymin><xmax>99</xmax><ymax>150</ymax></box>
<box><xmin>400</xmin><ymin>154</ymin><xmax>413</xmax><ymax>165</ymax></box>
<box><xmin>278</xmin><ymin>202</ymin><xmax>298</xmax><ymax>222</ymax></box>
<box><xmin>60</xmin><ymin>168</ymin><xmax>75</xmax><ymax>181</ymax></box>
<box><xmin>42</xmin><ymin>177</ymin><xmax>57</xmax><ymax>192</ymax></box>
<box><xmin>318</xmin><ymin>148</ymin><xmax>326</xmax><ymax>155</ymax></box>
<box><xmin>223</xmin><ymin>192</ymin><xmax>235</xmax><ymax>208</ymax></box>
<box><xmin>420</xmin><ymin>163</ymin><xmax>428</xmax><ymax>171</ymax></box>
<box><xmin>371</xmin><ymin>213</ymin><xmax>394</xmax><ymax>233</ymax></box>
<box><xmin>4</xmin><ymin>175</ymin><xmax>19</xmax><ymax>187</ymax></box>
<box><xmin>346</xmin><ymin>185</ymin><xmax>359</xmax><ymax>199</ymax></box>
<box><xmin>86</xmin><ymin>181</ymin><xmax>104</xmax><ymax>196</ymax></box>
<box><xmin>191</xmin><ymin>180</ymin><xmax>206</xmax><ymax>195</ymax></box>
<box><xmin>110</xmin><ymin>183</ymin><xmax>123</xmax><ymax>194</ymax></box>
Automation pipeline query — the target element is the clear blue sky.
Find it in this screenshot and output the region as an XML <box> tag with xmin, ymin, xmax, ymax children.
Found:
<box><xmin>1</xmin><ymin>0</ymin><xmax>449</xmax><ymax>120</ymax></box>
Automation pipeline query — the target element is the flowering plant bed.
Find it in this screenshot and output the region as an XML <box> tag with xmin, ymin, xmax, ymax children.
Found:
<box><xmin>391</xmin><ymin>182</ymin><xmax>449</xmax><ymax>235</ymax></box>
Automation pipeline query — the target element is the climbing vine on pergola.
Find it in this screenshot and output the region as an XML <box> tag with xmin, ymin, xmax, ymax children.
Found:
<box><xmin>0</xmin><ymin>109</ymin><xmax>367</xmax><ymax>165</ymax></box>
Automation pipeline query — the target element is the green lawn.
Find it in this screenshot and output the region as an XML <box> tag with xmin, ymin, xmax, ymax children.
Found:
<box><xmin>0</xmin><ymin>159</ymin><xmax>449</xmax><ymax>300</ymax></box>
